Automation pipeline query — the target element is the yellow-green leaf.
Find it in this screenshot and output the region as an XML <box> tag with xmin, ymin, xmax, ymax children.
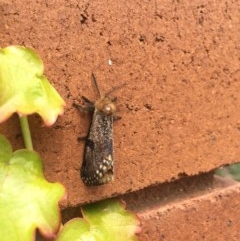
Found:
<box><xmin>0</xmin><ymin>134</ymin><xmax>65</xmax><ymax>241</ymax></box>
<box><xmin>56</xmin><ymin>199</ymin><xmax>141</xmax><ymax>241</ymax></box>
<box><xmin>0</xmin><ymin>46</ymin><xmax>65</xmax><ymax>126</ymax></box>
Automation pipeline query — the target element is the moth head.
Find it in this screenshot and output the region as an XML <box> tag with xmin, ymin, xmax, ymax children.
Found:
<box><xmin>95</xmin><ymin>97</ymin><xmax>116</xmax><ymax>115</ymax></box>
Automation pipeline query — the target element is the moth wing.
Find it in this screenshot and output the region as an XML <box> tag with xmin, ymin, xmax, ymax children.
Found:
<box><xmin>81</xmin><ymin>112</ymin><xmax>114</xmax><ymax>185</ymax></box>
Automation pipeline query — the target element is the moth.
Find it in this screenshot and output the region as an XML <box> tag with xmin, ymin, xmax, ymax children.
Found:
<box><xmin>74</xmin><ymin>73</ymin><xmax>123</xmax><ymax>186</ymax></box>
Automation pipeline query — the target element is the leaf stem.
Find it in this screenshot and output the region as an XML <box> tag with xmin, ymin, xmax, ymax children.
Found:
<box><xmin>19</xmin><ymin>116</ymin><xmax>33</xmax><ymax>150</ymax></box>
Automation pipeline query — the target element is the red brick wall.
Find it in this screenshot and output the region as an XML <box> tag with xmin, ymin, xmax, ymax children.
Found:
<box><xmin>1</xmin><ymin>0</ymin><xmax>240</xmax><ymax>239</ymax></box>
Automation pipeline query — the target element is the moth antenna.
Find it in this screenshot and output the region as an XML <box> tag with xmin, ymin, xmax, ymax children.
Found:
<box><xmin>105</xmin><ymin>83</ymin><xmax>127</xmax><ymax>97</ymax></box>
<box><xmin>91</xmin><ymin>72</ymin><xmax>101</xmax><ymax>98</ymax></box>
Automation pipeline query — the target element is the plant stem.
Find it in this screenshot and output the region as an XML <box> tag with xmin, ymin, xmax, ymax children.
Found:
<box><xmin>19</xmin><ymin>116</ymin><xmax>33</xmax><ymax>150</ymax></box>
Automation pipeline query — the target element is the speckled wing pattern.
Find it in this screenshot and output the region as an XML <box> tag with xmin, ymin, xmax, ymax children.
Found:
<box><xmin>80</xmin><ymin>109</ymin><xmax>114</xmax><ymax>185</ymax></box>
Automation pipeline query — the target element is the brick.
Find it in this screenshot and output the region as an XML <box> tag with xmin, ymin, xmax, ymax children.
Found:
<box><xmin>122</xmin><ymin>174</ymin><xmax>240</xmax><ymax>241</ymax></box>
<box><xmin>1</xmin><ymin>0</ymin><xmax>240</xmax><ymax>206</ymax></box>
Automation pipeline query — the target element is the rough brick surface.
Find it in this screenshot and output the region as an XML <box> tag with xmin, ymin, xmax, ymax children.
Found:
<box><xmin>61</xmin><ymin>174</ymin><xmax>240</xmax><ymax>240</ymax></box>
<box><xmin>123</xmin><ymin>174</ymin><xmax>240</xmax><ymax>241</ymax></box>
<box><xmin>1</xmin><ymin>0</ymin><xmax>240</xmax><ymax>206</ymax></box>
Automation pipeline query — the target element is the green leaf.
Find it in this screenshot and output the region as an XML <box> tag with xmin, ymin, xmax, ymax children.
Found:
<box><xmin>56</xmin><ymin>199</ymin><xmax>141</xmax><ymax>241</ymax></box>
<box><xmin>0</xmin><ymin>134</ymin><xmax>65</xmax><ymax>241</ymax></box>
<box><xmin>0</xmin><ymin>45</ymin><xmax>65</xmax><ymax>126</ymax></box>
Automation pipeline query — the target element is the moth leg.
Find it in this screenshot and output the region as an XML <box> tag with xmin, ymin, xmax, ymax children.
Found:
<box><xmin>77</xmin><ymin>136</ymin><xmax>87</xmax><ymax>142</ymax></box>
<box><xmin>73</xmin><ymin>103</ymin><xmax>87</xmax><ymax>112</ymax></box>
<box><xmin>113</xmin><ymin>114</ymin><xmax>121</xmax><ymax>121</ymax></box>
<box><xmin>81</xmin><ymin>95</ymin><xmax>94</xmax><ymax>105</ymax></box>
<box><xmin>73</xmin><ymin>96</ymin><xmax>95</xmax><ymax>113</ymax></box>
<box><xmin>73</xmin><ymin>96</ymin><xmax>94</xmax><ymax>141</ymax></box>
<box><xmin>111</xmin><ymin>96</ymin><xmax>117</xmax><ymax>102</ymax></box>
<box><xmin>111</xmin><ymin>97</ymin><xmax>121</xmax><ymax>121</ymax></box>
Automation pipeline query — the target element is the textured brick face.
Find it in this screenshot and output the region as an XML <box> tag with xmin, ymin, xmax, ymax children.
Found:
<box><xmin>1</xmin><ymin>0</ymin><xmax>240</xmax><ymax>206</ymax></box>
<box><xmin>133</xmin><ymin>175</ymin><xmax>240</xmax><ymax>241</ymax></box>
